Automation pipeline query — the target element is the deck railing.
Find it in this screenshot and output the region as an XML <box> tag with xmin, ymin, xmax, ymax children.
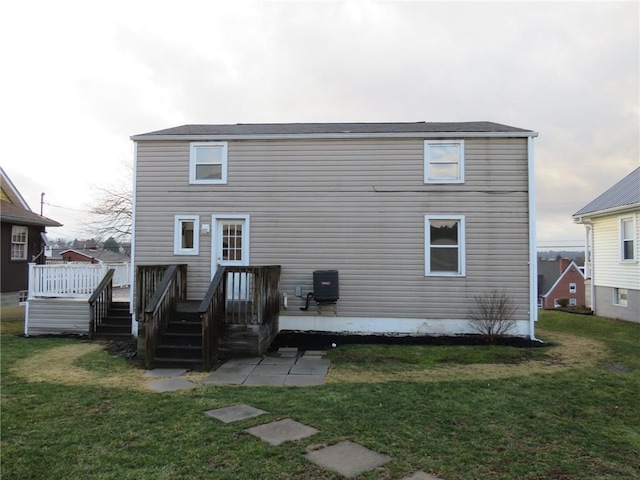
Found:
<box><xmin>143</xmin><ymin>265</ymin><xmax>187</xmax><ymax>369</ymax></box>
<box><xmin>28</xmin><ymin>263</ymin><xmax>109</xmax><ymax>298</ymax></box>
<box><xmin>199</xmin><ymin>265</ymin><xmax>281</xmax><ymax>368</ymax></box>
<box><xmin>88</xmin><ymin>269</ymin><xmax>115</xmax><ymax>337</ymax></box>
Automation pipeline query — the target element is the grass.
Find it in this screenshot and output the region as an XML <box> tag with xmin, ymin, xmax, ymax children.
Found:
<box><xmin>1</xmin><ymin>310</ymin><xmax>639</xmax><ymax>479</ymax></box>
<box><xmin>0</xmin><ymin>305</ymin><xmax>24</xmax><ymax>335</ymax></box>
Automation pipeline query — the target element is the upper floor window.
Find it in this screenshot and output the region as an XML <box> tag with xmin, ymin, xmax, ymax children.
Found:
<box><xmin>174</xmin><ymin>215</ymin><xmax>199</xmax><ymax>255</ymax></box>
<box><xmin>425</xmin><ymin>215</ymin><xmax>466</xmax><ymax>276</ymax></box>
<box><xmin>620</xmin><ymin>217</ymin><xmax>636</xmax><ymax>261</ymax></box>
<box><xmin>424</xmin><ymin>140</ymin><xmax>464</xmax><ymax>184</ymax></box>
<box><xmin>189</xmin><ymin>142</ymin><xmax>228</xmax><ymax>184</ymax></box>
<box><xmin>569</xmin><ymin>283</ymin><xmax>577</xmax><ymax>294</ymax></box>
<box><xmin>11</xmin><ymin>226</ymin><xmax>28</xmax><ymax>260</ymax></box>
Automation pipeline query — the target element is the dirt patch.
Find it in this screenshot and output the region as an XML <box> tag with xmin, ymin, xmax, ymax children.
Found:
<box><xmin>9</xmin><ymin>329</ymin><xmax>607</xmax><ymax>389</ymax></box>
<box><xmin>325</xmin><ymin>329</ymin><xmax>607</xmax><ymax>384</ymax></box>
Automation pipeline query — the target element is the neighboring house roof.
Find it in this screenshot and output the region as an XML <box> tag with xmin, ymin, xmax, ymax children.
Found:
<box><xmin>56</xmin><ymin>248</ymin><xmax>130</xmax><ymax>263</ymax></box>
<box><xmin>538</xmin><ymin>259</ymin><xmax>584</xmax><ymax>297</ymax></box>
<box><xmin>132</xmin><ymin>121</ymin><xmax>537</xmax><ymax>140</ymax></box>
<box><xmin>0</xmin><ymin>167</ymin><xmax>62</xmax><ymax>228</ymax></box>
<box><xmin>574</xmin><ymin>167</ymin><xmax>640</xmax><ymax>218</ymax></box>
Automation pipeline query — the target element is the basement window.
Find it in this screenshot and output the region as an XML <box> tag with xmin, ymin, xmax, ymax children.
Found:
<box><xmin>174</xmin><ymin>215</ymin><xmax>199</xmax><ymax>255</ymax></box>
<box><xmin>613</xmin><ymin>288</ymin><xmax>628</xmax><ymax>307</ymax></box>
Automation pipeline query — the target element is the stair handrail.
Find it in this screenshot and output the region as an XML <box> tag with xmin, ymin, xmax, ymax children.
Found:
<box><xmin>88</xmin><ymin>268</ymin><xmax>116</xmax><ymax>338</ymax></box>
<box><xmin>198</xmin><ymin>265</ymin><xmax>227</xmax><ymax>369</ymax></box>
<box><xmin>144</xmin><ymin>264</ymin><xmax>187</xmax><ymax>369</ymax></box>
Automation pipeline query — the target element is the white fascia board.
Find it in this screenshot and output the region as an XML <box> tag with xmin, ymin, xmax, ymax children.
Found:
<box><xmin>573</xmin><ymin>203</ymin><xmax>640</xmax><ymax>223</ymax></box>
<box><xmin>130</xmin><ymin>131</ymin><xmax>539</xmax><ymax>142</ymax></box>
<box><xmin>0</xmin><ymin>166</ymin><xmax>31</xmax><ymax>210</ymax></box>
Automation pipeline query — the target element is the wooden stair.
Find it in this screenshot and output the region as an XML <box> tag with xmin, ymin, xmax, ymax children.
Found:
<box><xmin>93</xmin><ymin>301</ymin><xmax>133</xmax><ymax>340</ymax></box>
<box><xmin>152</xmin><ymin>301</ymin><xmax>203</xmax><ymax>368</ymax></box>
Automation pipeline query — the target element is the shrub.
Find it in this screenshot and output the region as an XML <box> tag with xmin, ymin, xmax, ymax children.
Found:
<box><xmin>557</xmin><ymin>298</ymin><xmax>570</xmax><ymax>308</ymax></box>
<box><xmin>467</xmin><ymin>290</ymin><xmax>518</xmax><ymax>343</ymax></box>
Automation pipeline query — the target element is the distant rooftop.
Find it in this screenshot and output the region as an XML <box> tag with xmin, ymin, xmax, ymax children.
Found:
<box><xmin>574</xmin><ymin>167</ymin><xmax>640</xmax><ymax>217</ymax></box>
<box><xmin>132</xmin><ymin>121</ymin><xmax>536</xmax><ymax>139</ymax></box>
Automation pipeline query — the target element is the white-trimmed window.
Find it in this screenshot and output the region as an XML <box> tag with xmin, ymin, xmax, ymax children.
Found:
<box><xmin>569</xmin><ymin>283</ymin><xmax>577</xmax><ymax>294</ymax></box>
<box><xmin>189</xmin><ymin>142</ymin><xmax>228</xmax><ymax>184</ymax></box>
<box><xmin>613</xmin><ymin>288</ymin><xmax>628</xmax><ymax>307</ymax></box>
<box><xmin>425</xmin><ymin>215</ymin><xmax>465</xmax><ymax>276</ymax></box>
<box><xmin>620</xmin><ymin>217</ymin><xmax>636</xmax><ymax>261</ymax></box>
<box><xmin>424</xmin><ymin>140</ymin><xmax>464</xmax><ymax>183</ymax></box>
<box><xmin>11</xmin><ymin>226</ymin><xmax>28</xmax><ymax>260</ymax></box>
<box><xmin>569</xmin><ymin>298</ymin><xmax>577</xmax><ymax>306</ymax></box>
<box><xmin>174</xmin><ymin>215</ymin><xmax>199</xmax><ymax>255</ymax></box>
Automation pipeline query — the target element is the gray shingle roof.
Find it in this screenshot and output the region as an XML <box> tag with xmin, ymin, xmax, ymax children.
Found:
<box><xmin>133</xmin><ymin>121</ymin><xmax>535</xmax><ymax>138</ymax></box>
<box><xmin>574</xmin><ymin>167</ymin><xmax>640</xmax><ymax>217</ymax></box>
<box><xmin>1</xmin><ymin>201</ymin><xmax>62</xmax><ymax>227</ymax></box>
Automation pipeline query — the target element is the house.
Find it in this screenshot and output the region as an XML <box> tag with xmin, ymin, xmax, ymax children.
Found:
<box><xmin>49</xmin><ymin>248</ymin><xmax>130</xmax><ymax>265</ymax></box>
<box><xmin>573</xmin><ymin>167</ymin><xmax>640</xmax><ymax>323</ymax></box>
<box><xmin>130</xmin><ymin>122</ymin><xmax>539</xmax><ymax>367</ymax></box>
<box><xmin>0</xmin><ymin>166</ymin><xmax>61</xmax><ymax>306</ymax></box>
<box><xmin>537</xmin><ymin>258</ymin><xmax>585</xmax><ymax>309</ymax></box>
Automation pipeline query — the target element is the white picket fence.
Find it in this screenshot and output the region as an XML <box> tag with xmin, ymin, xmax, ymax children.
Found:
<box><xmin>28</xmin><ymin>263</ymin><xmax>131</xmax><ymax>298</ymax></box>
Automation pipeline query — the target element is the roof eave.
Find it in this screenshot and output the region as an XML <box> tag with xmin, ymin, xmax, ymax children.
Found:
<box><xmin>131</xmin><ymin>131</ymin><xmax>539</xmax><ymax>142</ymax></box>
<box><xmin>573</xmin><ymin>202</ymin><xmax>640</xmax><ymax>223</ymax></box>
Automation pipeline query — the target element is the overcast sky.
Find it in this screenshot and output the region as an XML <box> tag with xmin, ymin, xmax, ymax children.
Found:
<box><xmin>1</xmin><ymin>1</ymin><xmax>638</xmax><ymax>248</ymax></box>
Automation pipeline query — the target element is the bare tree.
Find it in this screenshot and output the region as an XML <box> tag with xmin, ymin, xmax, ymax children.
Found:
<box><xmin>467</xmin><ymin>290</ymin><xmax>518</xmax><ymax>343</ymax></box>
<box><xmin>85</xmin><ymin>159</ymin><xmax>133</xmax><ymax>241</ymax></box>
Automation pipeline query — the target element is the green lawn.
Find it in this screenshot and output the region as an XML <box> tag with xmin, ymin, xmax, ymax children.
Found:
<box><xmin>1</xmin><ymin>311</ymin><xmax>639</xmax><ymax>479</ymax></box>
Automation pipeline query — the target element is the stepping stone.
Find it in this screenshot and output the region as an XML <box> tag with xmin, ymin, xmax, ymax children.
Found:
<box><xmin>145</xmin><ymin>378</ymin><xmax>196</xmax><ymax>393</ymax></box>
<box><xmin>243</xmin><ymin>375</ymin><xmax>287</xmax><ymax>386</ymax></box>
<box><xmin>245</xmin><ymin>418</ymin><xmax>318</xmax><ymax>446</ymax></box>
<box><xmin>204</xmin><ymin>404</ymin><xmax>267</xmax><ymax>423</ymax></box>
<box><xmin>203</xmin><ymin>372</ymin><xmax>249</xmax><ymax>385</ymax></box>
<box><xmin>305</xmin><ymin>440</ymin><xmax>391</xmax><ymax>478</ymax></box>
<box><xmin>284</xmin><ymin>374</ymin><xmax>326</xmax><ymax>386</ymax></box>
<box><xmin>142</xmin><ymin>368</ymin><xmax>187</xmax><ymax>378</ymax></box>
<box><xmin>399</xmin><ymin>472</ymin><xmax>444</xmax><ymax>480</ymax></box>
<box><xmin>296</xmin><ymin>358</ymin><xmax>331</xmax><ymax>367</ymax></box>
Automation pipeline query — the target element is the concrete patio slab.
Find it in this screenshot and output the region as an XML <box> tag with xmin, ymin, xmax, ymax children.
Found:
<box><xmin>399</xmin><ymin>471</ymin><xmax>444</xmax><ymax>480</ymax></box>
<box><xmin>289</xmin><ymin>362</ymin><xmax>329</xmax><ymax>375</ymax></box>
<box><xmin>245</xmin><ymin>418</ymin><xmax>318</xmax><ymax>446</ymax></box>
<box><xmin>277</xmin><ymin>347</ymin><xmax>299</xmax><ymax>358</ymax></box>
<box><xmin>296</xmin><ymin>358</ymin><xmax>331</xmax><ymax>367</ymax></box>
<box><xmin>259</xmin><ymin>357</ymin><xmax>297</xmax><ymax>366</ymax></box>
<box><xmin>204</xmin><ymin>404</ymin><xmax>267</xmax><ymax>423</ymax></box>
<box><xmin>145</xmin><ymin>378</ymin><xmax>197</xmax><ymax>393</ymax></box>
<box><xmin>304</xmin><ymin>440</ymin><xmax>391</xmax><ymax>478</ymax></box>
<box><xmin>284</xmin><ymin>374</ymin><xmax>326</xmax><ymax>386</ymax></box>
<box><xmin>142</xmin><ymin>368</ymin><xmax>187</xmax><ymax>378</ymax></box>
<box><xmin>215</xmin><ymin>363</ymin><xmax>257</xmax><ymax>375</ymax></box>
<box><xmin>243</xmin><ymin>375</ymin><xmax>287</xmax><ymax>386</ymax></box>
<box><xmin>252</xmin><ymin>364</ymin><xmax>292</xmax><ymax>375</ymax></box>
<box><xmin>224</xmin><ymin>357</ymin><xmax>263</xmax><ymax>366</ymax></box>
<box><xmin>203</xmin><ymin>372</ymin><xmax>249</xmax><ymax>385</ymax></box>
<box><xmin>303</xmin><ymin>350</ymin><xmax>327</xmax><ymax>357</ymax></box>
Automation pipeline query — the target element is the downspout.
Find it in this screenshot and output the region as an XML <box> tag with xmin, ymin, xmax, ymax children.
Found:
<box><xmin>129</xmin><ymin>142</ymin><xmax>138</xmax><ymax>336</ymax></box>
<box><xmin>528</xmin><ymin>136</ymin><xmax>538</xmax><ymax>340</ymax></box>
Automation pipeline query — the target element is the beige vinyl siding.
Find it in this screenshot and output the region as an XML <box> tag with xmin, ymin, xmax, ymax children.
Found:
<box><xmin>26</xmin><ymin>298</ymin><xmax>90</xmax><ymax>335</ymax></box>
<box><xmin>134</xmin><ymin>137</ymin><xmax>531</xmax><ymax>322</ymax></box>
<box><xmin>592</xmin><ymin>212</ymin><xmax>640</xmax><ymax>290</ymax></box>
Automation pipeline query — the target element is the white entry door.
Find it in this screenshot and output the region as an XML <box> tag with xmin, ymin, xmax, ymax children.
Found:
<box><xmin>213</xmin><ymin>215</ymin><xmax>250</xmax><ymax>300</ymax></box>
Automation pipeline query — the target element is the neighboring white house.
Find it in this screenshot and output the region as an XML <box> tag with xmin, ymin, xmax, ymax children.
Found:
<box><xmin>573</xmin><ymin>167</ymin><xmax>640</xmax><ymax>323</ymax></box>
